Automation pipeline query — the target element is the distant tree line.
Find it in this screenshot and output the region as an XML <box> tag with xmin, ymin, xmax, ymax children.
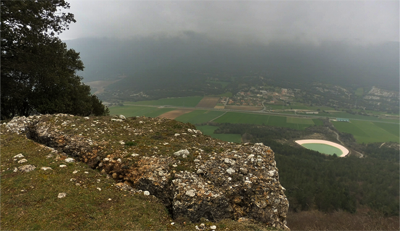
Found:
<box><xmin>1</xmin><ymin>0</ymin><xmax>109</xmax><ymax>120</ymax></box>
<box><xmin>213</xmin><ymin>123</ymin><xmax>399</xmax><ymax>216</ymax></box>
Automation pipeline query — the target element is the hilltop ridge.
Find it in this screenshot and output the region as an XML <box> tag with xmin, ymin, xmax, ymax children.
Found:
<box><xmin>2</xmin><ymin>114</ymin><xmax>289</xmax><ymax>230</ymax></box>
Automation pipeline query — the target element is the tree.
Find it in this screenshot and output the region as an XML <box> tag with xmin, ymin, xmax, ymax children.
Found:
<box><xmin>1</xmin><ymin>0</ymin><xmax>109</xmax><ymax>120</ymax></box>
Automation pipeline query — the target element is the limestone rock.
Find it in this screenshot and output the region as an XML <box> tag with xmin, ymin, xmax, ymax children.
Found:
<box><xmin>6</xmin><ymin>114</ymin><xmax>290</xmax><ymax>229</ymax></box>
<box><xmin>18</xmin><ymin>165</ymin><xmax>36</xmax><ymax>172</ymax></box>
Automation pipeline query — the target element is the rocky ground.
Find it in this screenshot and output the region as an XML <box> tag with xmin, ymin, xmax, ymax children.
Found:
<box><xmin>2</xmin><ymin>114</ymin><xmax>289</xmax><ymax>230</ymax></box>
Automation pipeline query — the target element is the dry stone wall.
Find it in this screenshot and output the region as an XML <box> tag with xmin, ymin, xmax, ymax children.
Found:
<box><xmin>5</xmin><ymin>114</ymin><xmax>290</xmax><ymax>230</ymax></box>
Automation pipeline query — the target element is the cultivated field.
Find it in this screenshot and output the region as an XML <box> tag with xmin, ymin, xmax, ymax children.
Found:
<box><xmin>158</xmin><ymin>109</ymin><xmax>193</xmax><ymax>120</ymax></box>
<box><xmin>206</xmin><ymin>80</ymin><xmax>230</xmax><ymax>89</ymax></box>
<box><xmin>196</xmin><ymin>97</ymin><xmax>220</xmax><ymax>108</ymax></box>
<box><xmin>225</xmin><ymin>105</ymin><xmax>263</xmax><ymax>111</ymax></box>
<box><xmin>196</xmin><ymin>125</ymin><xmax>242</xmax><ymax>143</ymax></box>
<box><xmin>86</xmin><ymin>80</ymin><xmax>116</xmax><ymax>95</ymax></box>
<box><xmin>286</xmin><ymin>117</ymin><xmax>316</xmax><ymax>125</ymax></box>
<box><xmin>128</xmin><ymin>96</ymin><xmax>203</xmax><ymax>107</ymax></box>
<box><xmin>213</xmin><ymin>112</ymin><xmax>319</xmax><ymax>130</ymax></box>
<box><xmin>332</xmin><ymin>120</ymin><xmax>400</xmax><ymax>143</ymax></box>
<box><xmin>109</xmin><ymin>106</ymin><xmax>174</xmax><ymax>118</ymax></box>
<box><xmin>175</xmin><ymin>110</ymin><xmax>225</xmax><ymax>124</ymax></box>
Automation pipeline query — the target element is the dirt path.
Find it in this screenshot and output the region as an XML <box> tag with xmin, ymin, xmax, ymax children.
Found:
<box><xmin>209</xmin><ymin>112</ymin><xmax>227</xmax><ymax>122</ymax></box>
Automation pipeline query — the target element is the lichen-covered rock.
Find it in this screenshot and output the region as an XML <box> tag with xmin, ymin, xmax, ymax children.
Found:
<box><xmin>6</xmin><ymin>114</ymin><xmax>290</xmax><ymax>230</ymax></box>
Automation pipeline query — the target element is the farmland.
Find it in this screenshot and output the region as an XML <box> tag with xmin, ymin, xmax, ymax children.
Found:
<box><xmin>158</xmin><ymin>109</ymin><xmax>193</xmax><ymax>120</ymax></box>
<box><xmin>175</xmin><ymin>110</ymin><xmax>225</xmax><ymax>124</ymax></box>
<box><xmin>126</xmin><ymin>96</ymin><xmax>203</xmax><ymax>107</ymax></box>
<box><xmin>109</xmin><ymin>106</ymin><xmax>174</xmax><ymax>118</ymax></box>
<box><xmin>196</xmin><ymin>97</ymin><xmax>220</xmax><ymax>108</ymax></box>
<box><xmin>332</xmin><ymin>120</ymin><xmax>400</xmax><ymax>143</ymax></box>
<box><xmin>213</xmin><ymin>112</ymin><xmax>319</xmax><ymax>130</ymax></box>
<box><xmin>108</xmin><ymin>95</ymin><xmax>399</xmax><ymax>143</ymax></box>
<box><xmin>196</xmin><ymin>125</ymin><xmax>242</xmax><ymax>143</ymax></box>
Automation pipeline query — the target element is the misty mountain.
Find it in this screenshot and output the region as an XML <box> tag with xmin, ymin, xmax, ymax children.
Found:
<box><xmin>65</xmin><ymin>34</ymin><xmax>399</xmax><ymax>91</ymax></box>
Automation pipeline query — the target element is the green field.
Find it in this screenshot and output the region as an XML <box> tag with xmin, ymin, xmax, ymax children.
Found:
<box><xmin>287</xmin><ymin>117</ymin><xmax>315</xmax><ymax>125</ymax></box>
<box><xmin>218</xmin><ymin>91</ymin><xmax>233</xmax><ymax>97</ymax></box>
<box><xmin>213</xmin><ymin>112</ymin><xmax>318</xmax><ymax>130</ymax></box>
<box><xmin>196</xmin><ymin>125</ymin><xmax>242</xmax><ymax>143</ymax></box>
<box><xmin>175</xmin><ymin>110</ymin><xmax>226</xmax><ymax>124</ymax></box>
<box><xmin>333</xmin><ymin>120</ymin><xmax>399</xmax><ymax>143</ymax></box>
<box><xmin>109</xmin><ymin>106</ymin><xmax>174</xmax><ymax>118</ymax></box>
<box><xmin>206</xmin><ymin>80</ymin><xmax>230</xmax><ymax>89</ymax></box>
<box><xmin>355</xmin><ymin>87</ymin><xmax>364</xmax><ymax>97</ymax></box>
<box><xmin>126</xmin><ymin>96</ymin><xmax>203</xmax><ymax>107</ymax></box>
<box><xmin>264</xmin><ymin>103</ymin><xmax>334</xmax><ymax>111</ymax></box>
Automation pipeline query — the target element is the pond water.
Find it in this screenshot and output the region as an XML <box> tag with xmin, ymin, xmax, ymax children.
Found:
<box><xmin>301</xmin><ymin>143</ymin><xmax>343</xmax><ymax>156</ymax></box>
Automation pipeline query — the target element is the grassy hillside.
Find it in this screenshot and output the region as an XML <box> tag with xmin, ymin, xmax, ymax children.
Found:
<box><xmin>0</xmin><ymin>120</ymin><xmax>275</xmax><ymax>231</ymax></box>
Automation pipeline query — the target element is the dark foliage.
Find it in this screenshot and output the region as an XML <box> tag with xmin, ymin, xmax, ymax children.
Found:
<box><xmin>1</xmin><ymin>0</ymin><xmax>109</xmax><ymax>119</ymax></box>
<box><xmin>214</xmin><ymin>123</ymin><xmax>399</xmax><ymax>216</ymax></box>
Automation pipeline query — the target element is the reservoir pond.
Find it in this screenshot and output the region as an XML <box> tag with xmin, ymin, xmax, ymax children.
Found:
<box><xmin>301</xmin><ymin>143</ymin><xmax>343</xmax><ymax>156</ymax></box>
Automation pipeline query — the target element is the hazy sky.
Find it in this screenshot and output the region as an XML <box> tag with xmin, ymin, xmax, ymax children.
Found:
<box><xmin>60</xmin><ymin>0</ymin><xmax>399</xmax><ymax>45</ymax></box>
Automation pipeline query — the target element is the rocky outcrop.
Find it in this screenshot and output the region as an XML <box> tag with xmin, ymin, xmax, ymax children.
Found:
<box><xmin>5</xmin><ymin>114</ymin><xmax>290</xmax><ymax>230</ymax></box>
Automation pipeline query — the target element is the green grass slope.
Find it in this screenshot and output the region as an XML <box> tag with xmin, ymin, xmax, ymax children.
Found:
<box><xmin>0</xmin><ymin>120</ymin><xmax>274</xmax><ymax>231</ymax></box>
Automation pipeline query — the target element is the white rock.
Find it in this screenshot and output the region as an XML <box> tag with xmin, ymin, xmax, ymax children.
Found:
<box><xmin>13</xmin><ymin>153</ymin><xmax>24</xmax><ymax>159</ymax></box>
<box><xmin>196</xmin><ymin>169</ymin><xmax>204</xmax><ymax>174</ymax></box>
<box><xmin>117</xmin><ymin>158</ymin><xmax>122</xmax><ymax>163</ymax></box>
<box><xmin>144</xmin><ymin>191</ymin><xmax>150</xmax><ymax>196</ymax></box>
<box><xmin>174</xmin><ymin>149</ymin><xmax>189</xmax><ymax>156</ymax></box>
<box><xmin>119</xmin><ymin>140</ymin><xmax>125</xmax><ymax>145</ymax></box>
<box><xmin>97</xmin><ymin>187</ymin><xmax>101</xmax><ymax>191</ymax></box>
<box><xmin>174</xmin><ymin>133</ymin><xmax>180</xmax><ymax>137</ymax></box>
<box><xmin>210</xmin><ymin>225</ymin><xmax>217</xmax><ymax>230</ymax></box>
<box><xmin>268</xmin><ymin>170</ymin><xmax>276</xmax><ymax>176</ymax></box>
<box><xmin>186</xmin><ymin>190</ymin><xmax>196</xmax><ymax>197</ymax></box>
<box><xmin>187</xmin><ymin>129</ymin><xmax>193</xmax><ymax>133</ymax></box>
<box><xmin>119</xmin><ymin>115</ymin><xmax>126</xmax><ymax>120</ymax></box>
<box><xmin>41</xmin><ymin>167</ymin><xmax>52</xmax><ymax>171</ymax></box>
<box><xmin>84</xmin><ymin>117</ymin><xmax>90</xmax><ymax>119</ymax></box>
<box><xmin>104</xmin><ymin>158</ymin><xmax>110</xmax><ymax>161</ymax></box>
<box><xmin>18</xmin><ymin>159</ymin><xmax>27</xmax><ymax>164</ymax></box>
<box><xmin>58</xmin><ymin>193</ymin><xmax>66</xmax><ymax>198</ymax></box>
<box><xmin>65</xmin><ymin>158</ymin><xmax>74</xmax><ymax>163</ymax></box>
<box><xmin>72</xmin><ymin>170</ymin><xmax>78</xmax><ymax>174</ymax></box>
<box><xmin>226</xmin><ymin>168</ymin><xmax>235</xmax><ymax>174</ymax></box>
<box><xmin>18</xmin><ymin>164</ymin><xmax>36</xmax><ymax>172</ymax></box>
<box><xmin>131</xmin><ymin>153</ymin><xmax>139</xmax><ymax>157</ymax></box>
<box><xmin>13</xmin><ymin>167</ymin><xmax>18</xmax><ymax>172</ymax></box>
<box><xmin>224</xmin><ymin>158</ymin><xmax>235</xmax><ymax>165</ymax></box>
<box><xmin>59</xmin><ymin>165</ymin><xmax>67</xmax><ymax>168</ymax></box>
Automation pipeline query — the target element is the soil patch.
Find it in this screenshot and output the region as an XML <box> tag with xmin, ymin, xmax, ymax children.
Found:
<box><xmin>196</xmin><ymin>97</ymin><xmax>220</xmax><ymax>108</ymax></box>
<box><xmin>158</xmin><ymin>109</ymin><xmax>194</xmax><ymax>120</ymax></box>
<box><xmin>225</xmin><ymin>105</ymin><xmax>263</xmax><ymax>111</ymax></box>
